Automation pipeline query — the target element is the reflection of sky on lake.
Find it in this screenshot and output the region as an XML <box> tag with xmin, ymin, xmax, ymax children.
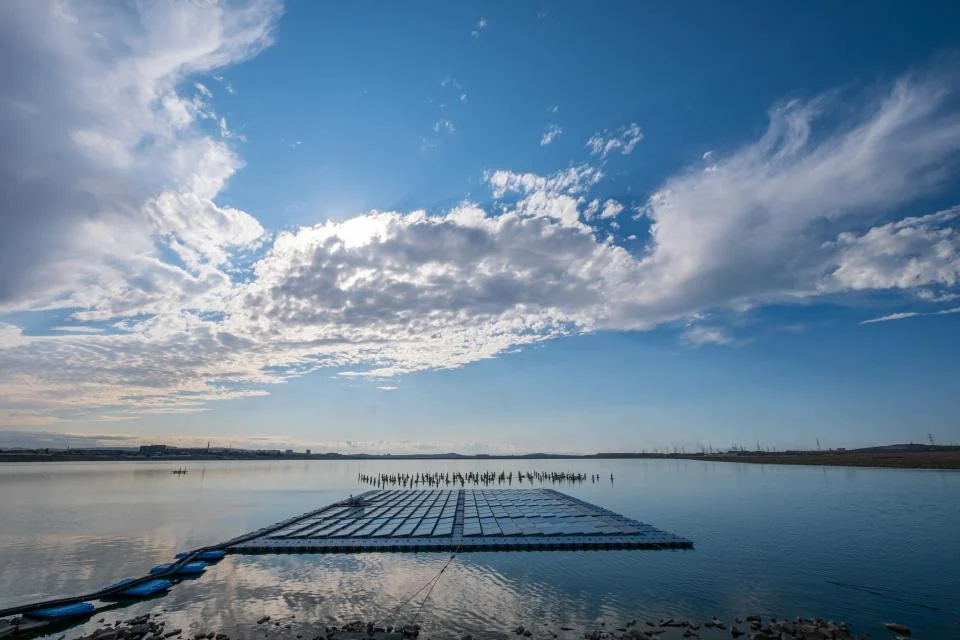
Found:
<box><xmin>1</xmin><ymin>460</ymin><xmax>959</xmax><ymax>639</ymax></box>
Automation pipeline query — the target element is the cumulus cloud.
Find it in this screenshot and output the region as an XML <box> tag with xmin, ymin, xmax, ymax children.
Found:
<box><xmin>1</xmin><ymin>14</ymin><xmax>960</xmax><ymax>430</ymax></box>
<box><xmin>0</xmin><ymin>0</ymin><xmax>278</xmax><ymax>310</ymax></box>
<box><xmin>540</xmin><ymin>124</ymin><xmax>563</xmax><ymax>145</ymax></box>
<box><xmin>587</xmin><ymin>123</ymin><xmax>643</xmax><ymax>159</ymax></box>
<box><xmin>826</xmin><ymin>208</ymin><xmax>960</xmax><ymax>291</ymax></box>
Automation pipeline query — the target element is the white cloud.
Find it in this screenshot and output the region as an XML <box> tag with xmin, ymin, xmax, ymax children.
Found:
<box><xmin>681</xmin><ymin>325</ymin><xmax>733</xmax><ymax>346</ymax></box>
<box><xmin>861</xmin><ymin>306</ymin><xmax>960</xmax><ymax>324</ymax></box>
<box><xmin>433</xmin><ymin>119</ymin><xmax>456</xmax><ymax>135</ymax></box>
<box><xmin>50</xmin><ymin>326</ymin><xmax>105</xmax><ymax>334</ymax></box>
<box><xmin>486</xmin><ymin>165</ymin><xmax>602</xmax><ymax>199</ymax></box>
<box><xmin>0</xmin><ymin>323</ymin><xmax>28</xmax><ymax>349</ymax></box>
<box><xmin>2</xmin><ymin>31</ymin><xmax>960</xmax><ymax>429</ymax></box>
<box><xmin>826</xmin><ymin>208</ymin><xmax>960</xmax><ymax>291</ymax></box>
<box><xmin>630</xmin><ymin>75</ymin><xmax>960</xmax><ymax>324</ymax></box>
<box><xmin>599</xmin><ymin>200</ymin><xmax>624</xmax><ymax>219</ymax></box>
<box><xmin>540</xmin><ymin>124</ymin><xmax>563</xmax><ymax>146</ymax></box>
<box><xmin>471</xmin><ymin>17</ymin><xmax>488</xmax><ymax>38</ymax></box>
<box><xmin>376</xmin><ymin>386</ymin><xmax>399</xmax><ymax>391</ymax></box>
<box><xmin>860</xmin><ymin>311</ymin><xmax>922</xmax><ymax>324</ymax></box>
<box><xmin>0</xmin><ymin>0</ymin><xmax>279</xmax><ymax>311</ymax></box>
<box><xmin>587</xmin><ymin>123</ymin><xmax>643</xmax><ymax>159</ymax></box>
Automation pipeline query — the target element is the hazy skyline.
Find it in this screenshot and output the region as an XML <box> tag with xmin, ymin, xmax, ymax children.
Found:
<box><xmin>2</xmin><ymin>1</ymin><xmax>960</xmax><ymax>454</ymax></box>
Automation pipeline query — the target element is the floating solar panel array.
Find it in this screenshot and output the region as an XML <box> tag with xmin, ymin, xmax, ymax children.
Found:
<box><xmin>230</xmin><ymin>489</ymin><xmax>692</xmax><ymax>553</ymax></box>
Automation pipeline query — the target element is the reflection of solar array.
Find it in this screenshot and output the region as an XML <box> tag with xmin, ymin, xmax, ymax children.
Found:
<box><xmin>230</xmin><ymin>489</ymin><xmax>692</xmax><ymax>553</ymax></box>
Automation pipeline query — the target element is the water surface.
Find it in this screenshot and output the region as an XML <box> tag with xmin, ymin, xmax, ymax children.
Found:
<box><xmin>1</xmin><ymin>460</ymin><xmax>957</xmax><ymax>638</ymax></box>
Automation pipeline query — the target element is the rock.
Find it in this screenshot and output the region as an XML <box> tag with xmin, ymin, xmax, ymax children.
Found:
<box><xmin>884</xmin><ymin>623</ymin><xmax>910</xmax><ymax>636</ymax></box>
<box><xmin>93</xmin><ymin>629</ymin><xmax>119</xmax><ymax>640</ymax></box>
<box><xmin>257</xmin><ymin>617</ymin><xmax>271</xmax><ymax>625</ymax></box>
<box><xmin>514</xmin><ymin>626</ymin><xmax>525</xmax><ymax>635</ymax></box>
<box><xmin>730</xmin><ymin>626</ymin><xmax>743</xmax><ymax>637</ymax></box>
<box><xmin>523</xmin><ymin>631</ymin><xmax>532</xmax><ymax>638</ymax></box>
<box><xmin>163</xmin><ymin>630</ymin><xmax>182</xmax><ymax>638</ymax></box>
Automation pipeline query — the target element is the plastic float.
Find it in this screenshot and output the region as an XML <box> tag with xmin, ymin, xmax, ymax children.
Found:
<box><xmin>25</xmin><ymin>603</ymin><xmax>95</xmax><ymax>620</ymax></box>
<box><xmin>150</xmin><ymin>561</ymin><xmax>207</xmax><ymax>576</ymax></box>
<box><xmin>104</xmin><ymin>578</ymin><xmax>173</xmax><ymax>599</ymax></box>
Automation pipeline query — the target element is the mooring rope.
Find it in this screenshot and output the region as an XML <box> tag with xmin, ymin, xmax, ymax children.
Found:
<box><xmin>384</xmin><ymin>546</ymin><xmax>460</xmax><ymax>632</ymax></box>
<box><xmin>409</xmin><ymin>549</ymin><xmax>459</xmax><ymax>628</ymax></box>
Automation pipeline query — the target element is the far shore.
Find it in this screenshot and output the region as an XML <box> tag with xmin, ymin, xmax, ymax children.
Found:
<box><xmin>1</xmin><ymin>444</ymin><xmax>958</xmax><ymax>469</ymax></box>
<box><xmin>696</xmin><ymin>449</ymin><xmax>960</xmax><ymax>469</ymax></box>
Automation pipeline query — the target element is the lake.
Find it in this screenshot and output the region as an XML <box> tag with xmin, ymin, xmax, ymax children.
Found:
<box><xmin>1</xmin><ymin>460</ymin><xmax>957</xmax><ymax>639</ymax></box>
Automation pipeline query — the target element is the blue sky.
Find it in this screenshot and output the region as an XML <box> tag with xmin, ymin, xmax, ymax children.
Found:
<box><xmin>1</xmin><ymin>0</ymin><xmax>959</xmax><ymax>453</ymax></box>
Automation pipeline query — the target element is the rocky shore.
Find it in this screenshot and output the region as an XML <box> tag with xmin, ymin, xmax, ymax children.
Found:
<box><xmin>0</xmin><ymin>611</ymin><xmax>917</xmax><ymax>640</ymax></box>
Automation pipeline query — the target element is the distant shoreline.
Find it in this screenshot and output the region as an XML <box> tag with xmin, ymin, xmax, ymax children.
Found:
<box><xmin>696</xmin><ymin>450</ymin><xmax>960</xmax><ymax>470</ymax></box>
<box><xmin>1</xmin><ymin>446</ymin><xmax>958</xmax><ymax>469</ymax></box>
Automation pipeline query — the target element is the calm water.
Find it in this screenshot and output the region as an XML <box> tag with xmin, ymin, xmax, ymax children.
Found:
<box><xmin>1</xmin><ymin>460</ymin><xmax>958</xmax><ymax>639</ymax></box>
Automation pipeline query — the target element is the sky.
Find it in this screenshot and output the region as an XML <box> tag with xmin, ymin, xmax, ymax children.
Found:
<box><xmin>2</xmin><ymin>0</ymin><xmax>960</xmax><ymax>454</ymax></box>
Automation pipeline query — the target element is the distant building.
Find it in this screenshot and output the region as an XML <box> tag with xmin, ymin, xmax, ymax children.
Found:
<box><xmin>285</xmin><ymin>449</ymin><xmax>294</xmax><ymax>454</ymax></box>
<box><xmin>139</xmin><ymin>444</ymin><xmax>169</xmax><ymax>456</ymax></box>
<box><xmin>305</xmin><ymin>449</ymin><xmax>311</xmax><ymax>455</ymax></box>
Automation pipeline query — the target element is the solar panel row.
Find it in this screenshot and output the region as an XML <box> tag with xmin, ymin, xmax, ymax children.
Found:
<box><xmin>264</xmin><ymin>489</ymin><xmax>677</xmax><ymax>542</ymax></box>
